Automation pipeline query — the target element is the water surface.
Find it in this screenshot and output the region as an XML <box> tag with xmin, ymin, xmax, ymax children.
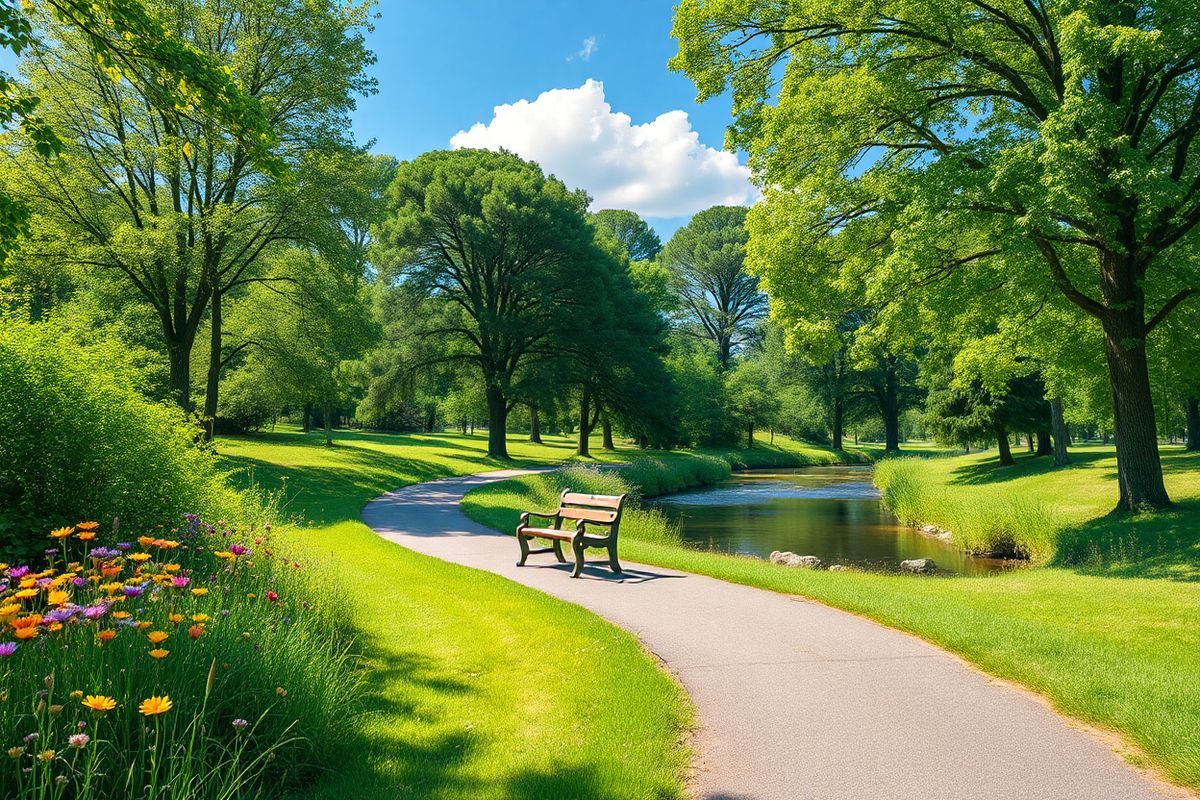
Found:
<box><xmin>653</xmin><ymin>466</ymin><xmax>1014</xmax><ymax>576</ymax></box>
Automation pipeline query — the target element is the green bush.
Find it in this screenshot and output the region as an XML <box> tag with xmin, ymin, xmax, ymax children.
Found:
<box><xmin>0</xmin><ymin>319</ymin><xmax>244</xmax><ymax>561</ymax></box>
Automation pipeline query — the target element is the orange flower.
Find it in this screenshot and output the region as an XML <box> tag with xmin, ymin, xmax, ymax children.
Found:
<box><xmin>137</xmin><ymin>536</ymin><xmax>155</xmax><ymax>547</ymax></box>
<box><xmin>136</xmin><ymin>621</ymin><xmax>152</xmax><ymax>631</ymax></box>
<box><xmin>147</xmin><ymin>631</ymin><xmax>169</xmax><ymax>645</ymax></box>
<box><xmin>76</xmin><ymin>532</ymin><xmax>96</xmax><ymax>542</ymax></box>
<box><xmin>138</xmin><ymin>696</ymin><xmax>172</xmax><ymax>716</ymax></box>
<box><xmin>49</xmin><ymin>527</ymin><xmax>72</xmax><ymax>540</ymax></box>
<box><xmin>14</xmin><ymin>628</ymin><xmax>38</xmax><ymax>640</ymax></box>
<box><xmin>188</xmin><ymin>625</ymin><xmax>203</xmax><ymax>640</ymax></box>
<box><xmin>101</xmin><ymin>566</ymin><xmax>122</xmax><ymax>578</ymax></box>
<box><xmin>75</xmin><ymin>521</ymin><xmax>99</xmax><ymax>532</ymax></box>
<box><xmin>169</xmin><ymin>613</ymin><xmax>184</xmax><ymax>625</ymax></box>
<box><xmin>11</xmin><ymin>614</ymin><xmax>42</xmax><ymax>630</ymax></box>
<box><xmin>82</xmin><ymin>695</ymin><xmax>116</xmax><ymax>714</ymax></box>
<box><xmin>148</xmin><ymin>649</ymin><xmax>169</xmax><ymax>660</ymax></box>
<box><xmin>96</xmin><ymin>630</ymin><xmax>116</xmax><ymax>643</ymax></box>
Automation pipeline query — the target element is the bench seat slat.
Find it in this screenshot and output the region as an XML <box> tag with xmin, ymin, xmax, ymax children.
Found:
<box><xmin>517</xmin><ymin>526</ymin><xmax>574</xmax><ymax>541</ymax></box>
<box><xmin>561</xmin><ymin>492</ymin><xmax>623</xmax><ymax>509</ymax></box>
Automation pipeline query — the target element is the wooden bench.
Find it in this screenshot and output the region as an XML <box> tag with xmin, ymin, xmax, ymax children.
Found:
<box><xmin>516</xmin><ymin>489</ymin><xmax>627</xmax><ymax>578</ymax></box>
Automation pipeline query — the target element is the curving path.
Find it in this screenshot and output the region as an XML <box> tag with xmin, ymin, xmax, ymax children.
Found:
<box><xmin>363</xmin><ymin>469</ymin><xmax>1187</xmax><ymax>800</ymax></box>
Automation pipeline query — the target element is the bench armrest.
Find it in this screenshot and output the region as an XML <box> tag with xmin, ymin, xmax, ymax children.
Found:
<box><xmin>519</xmin><ymin>510</ymin><xmax>560</xmax><ymax>527</ymax></box>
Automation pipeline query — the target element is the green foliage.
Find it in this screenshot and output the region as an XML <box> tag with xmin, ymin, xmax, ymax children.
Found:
<box><xmin>0</xmin><ymin>318</ymin><xmax>243</xmax><ymax>561</ymax></box>
<box><xmin>659</xmin><ymin>205</ymin><xmax>765</xmax><ymax>368</ymax></box>
<box><xmin>589</xmin><ymin>209</ymin><xmax>662</xmax><ymax>261</ymax></box>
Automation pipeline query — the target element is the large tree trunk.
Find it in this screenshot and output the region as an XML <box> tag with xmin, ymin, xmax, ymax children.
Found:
<box><xmin>529</xmin><ymin>402</ymin><xmax>542</xmax><ymax>443</ymax></box>
<box><xmin>1036</xmin><ymin>428</ymin><xmax>1053</xmax><ymax>456</ymax></box>
<box><xmin>882</xmin><ymin>358</ymin><xmax>901</xmax><ymax>452</ymax></box>
<box><xmin>831</xmin><ymin>397</ymin><xmax>844</xmax><ymax>450</ymax></box>
<box><xmin>167</xmin><ymin>334</ymin><xmax>195</xmax><ymax>413</ymax></box>
<box><xmin>600</xmin><ymin>407</ymin><xmax>614</xmax><ymax>450</ymax></box>
<box><xmin>996</xmin><ymin>424</ymin><xmax>1014</xmax><ymax>466</ymax></box>
<box><xmin>1101</xmin><ymin>304</ymin><xmax>1170</xmax><ymax>510</ymax></box>
<box><xmin>1186</xmin><ymin>396</ymin><xmax>1200</xmax><ymax>452</ymax></box>
<box><xmin>485</xmin><ymin>384</ymin><xmax>508</xmax><ymax>459</ymax></box>
<box><xmin>302</xmin><ymin>402</ymin><xmax>312</xmax><ymax>432</ymax></box>
<box><xmin>201</xmin><ymin>288</ymin><xmax>222</xmax><ymax>441</ymax></box>
<box><xmin>717</xmin><ymin>335</ymin><xmax>732</xmax><ymax>370</ymax></box>
<box><xmin>746</xmin><ymin>420</ymin><xmax>754</xmax><ymax>449</ymax></box>
<box><xmin>1051</xmin><ymin>397</ymin><xmax>1072</xmax><ymax>466</ymax></box>
<box><xmin>577</xmin><ymin>387</ymin><xmax>592</xmax><ymax>457</ymax></box>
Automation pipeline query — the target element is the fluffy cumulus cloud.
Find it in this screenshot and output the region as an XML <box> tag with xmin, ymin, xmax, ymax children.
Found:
<box><xmin>450</xmin><ymin>80</ymin><xmax>756</xmax><ymax>219</ymax></box>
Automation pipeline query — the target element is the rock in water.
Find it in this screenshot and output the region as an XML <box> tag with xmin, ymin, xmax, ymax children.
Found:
<box><xmin>769</xmin><ymin>551</ymin><xmax>822</xmax><ymax>569</ymax></box>
<box><xmin>900</xmin><ymin>558</ymin><xmax>937</xmax><ymax>574</ymax></box>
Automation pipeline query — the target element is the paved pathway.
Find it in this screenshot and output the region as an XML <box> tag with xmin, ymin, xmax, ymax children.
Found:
<box><xmin>363</xmin><ymin>469</ymin><xmax>1186</xmax><ymax>800</ymax></box>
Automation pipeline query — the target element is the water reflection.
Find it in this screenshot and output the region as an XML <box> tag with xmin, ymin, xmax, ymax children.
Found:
<box><xmin>652</xmin><ymin>466</ymin><xmax>1016</xmax><ymax>576</ymax></box>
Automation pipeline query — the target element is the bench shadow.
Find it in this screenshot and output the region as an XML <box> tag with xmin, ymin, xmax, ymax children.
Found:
<box><xmin>524</xmin><ymin>561</ymin><xmax>685</xmax><ymax>584</ymax></box>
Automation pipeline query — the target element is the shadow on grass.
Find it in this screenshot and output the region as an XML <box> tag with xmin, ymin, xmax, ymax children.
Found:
<box><xmin>1054</xmin><ymin>498</ymin><xmax>1200</xmax><ymax>581</ymax></box>
<box><xmin>945</xmin><ymin>449</ymin><xmax>1114</xmax><ymax>486</ymax></box>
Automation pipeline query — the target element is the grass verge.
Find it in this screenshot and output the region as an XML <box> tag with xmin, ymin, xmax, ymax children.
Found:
<box><xmin>218</xmin><ymin>427</ymin><xmax>691</xmax><ymax>800</ymax></box>
<box><xmin>462</xmin><ymin>447</ymin><xmax>1200</xmax><ymax>792</ymax></box>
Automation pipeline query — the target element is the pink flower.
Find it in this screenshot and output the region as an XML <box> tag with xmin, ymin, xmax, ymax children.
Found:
<box><xmin>266</xmin><ymin>591</ymin><xmax>279</xmax><ymax>604</ymax></box>
<box><xmin>171</xmin><ymin>576</ymin><xmax>191</xmax><ymax>589</ymax></box>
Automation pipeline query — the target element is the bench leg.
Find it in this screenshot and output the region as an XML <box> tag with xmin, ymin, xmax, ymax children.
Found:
<box><xmin>570</xmin><ymin>537</ymin><xmax>585</xmax><ymax>578</ymax></box>
<box><xmin>516</xmin><ymin>531</ymin><xmax>530</xmax><ymax>567</ymax></box>
<box><xmin>552</xmin><ymin>539</ymin><xmax>567</xmax><ymax>563</ymax></box>
<box><xmin>608</xmin><ymin>542</ymin><xmax>622</xmax><ymax>574</ymax></box>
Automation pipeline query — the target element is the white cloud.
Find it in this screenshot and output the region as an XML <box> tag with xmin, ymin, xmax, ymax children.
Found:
<box><xmin>450</xmin><ymin>80</ymin><xmax>756</xmax><ymax>219</ymax></box>
<box><xmin>573</xmin><ymin>36</ymin><xmax>598</xmax><ymax>62</ymax></box>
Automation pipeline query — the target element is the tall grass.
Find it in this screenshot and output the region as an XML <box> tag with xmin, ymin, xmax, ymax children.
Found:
<box><xmin>874</xmin><ymin>458</ymin><xmax>1059</xmax><ymax>560</ymax></box>
<box><xmin>0</xmin><ymin>516</ymin><xmax>363</xmax><ymax>799</ymax></box>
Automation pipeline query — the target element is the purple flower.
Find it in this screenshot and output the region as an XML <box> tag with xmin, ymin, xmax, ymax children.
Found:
<box><xmin>115</xmin><ymin>543</ymin><xmax>131</xmax><ymax>552</ymax></box>
<box><xmin>22</xmin><ymin>733</ymin><xmax>37</xmax><ymax>745</ymax></box>
<box><xmin>229</xmin><ymin>544</ymin><xmax>251</xmax><ymax>557</ymax></box>
<box><xmin>0</xmin><ymin>642</ymin><xmax>18</xmax><ymax>658</ymax></box>
<box><xmin>71</xmin><ymin>576</ymin><xmax>86</xmax><ymax>588</ymax></box>
<box><xmin>43</xmin><ymin>548</ymin><xmax>57</xmax><ymax>557</ymax></box>
<box><xmin>7</xmin><ymin>566</ymin><xmax>29</xmax><ymax>579</ymax></box>
<box><xmin>89</xmin><ymin>547</ymin><xmax>119</xmax><ymax>560</ymax></box>
<box><xmin>121</xmin><ymin>584</ymin><xmax>146</xmax><ymax>598</ymax></box>
<box><xmin>231</xmin><ymin>718</ymin><xmax>249</xmax><ymax>732</ymax></box>
<box><xmin>82</xmin><ymin>604</ymin><xmax>109</xmax><ymax>621</ymax></box>
<box><xmin>35</xmin><ymin>578</ymin><xmax>52</xmax><ymax>589</ymax></box>
<box><xmin>43</xmin><ymin>608</ymin><xmax>76</xmax><ymax>624</ymax></box>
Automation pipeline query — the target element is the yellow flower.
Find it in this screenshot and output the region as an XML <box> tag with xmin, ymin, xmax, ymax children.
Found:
<box><xmin>50</xmin><ymin>527</ymin><xmax>72</xmax><ymax>540</ymax></box>
<box><xmin>162</xmin><ymin>563</ymin><xmax>180</xmax><ymax>573</ymax></box>
<box><xmin>191</xmin><ymin>614</ymin><xmax>210</xmax><ymax>623</ymax></box>
<box><xmin>82</xmin><ymin>695</ymin><xmax>116</xmax><ymax>713</ymax></box>
<box><xmin>100</xmin><ymin>582</ymin><xmax>122</xmax><ymax>594</ymax></box>
<box><xmin>111</xmin><ymin>611</ymin><xmax>131</xmax><ymax>620</ymax></box>
<box><xmin>214</xmin><ymin>551</ymin><xmax>233</xmax><ymax>560</ymax></box>
<box><xmin>138</xmin><ymin>695</ymin><xmax>172</xmax><ymax>716</ymax></box>
<box><xmin>148</xmin><ymin>648</ymin><xmax>170</xmax><ymax>660</ymax></box>
<box><xmin>70</xmin><ymin>690</ymin><xmax>83</xmax><ymax>700</ymax></box>
<box><xmin>14</xmin><ymin>627</ymin><xmax>38</xmax><ymax>640</ymax></box>
<box><xmin>191</xmin><ymin>588</ymin><xmax>208</xmax><ymax>597</ymax></box>
<box><xmin>137</xmin><ymin>536</ymin><xmax>155</xmax><ymax>547</ymax></box>
<box><xmin>129</xmin><ymin>553</ymin><xmax>152</xmax><ymax>563</ymax></box>
<box><xmin>136</xmin><ymin>621</ymin><xmax>152</xmax><ymax>631</ymax></box>
<box><xmin>36</xmin><ymin>749</ymin><xmax>55</xmax><ymax>762</ymax></box>
<box><xmin>12</xmin><ymin>589</ymin><xmax>37</xmax><ymax>601</ymax></box>
<box><xmin>46</xmin><ymin>622</ymin><xmax>63</xmax><ymax>633</ymax></box>
<box><xmin>0</xmin><ymin>604</ymin><xmax>19</xmax><ymax>618</ymax></box>
<box><xmin>47</xmin><ymin>590</ymin><xmax>70</xmax><ymax>607</ymax></box>
<box><xmin>169</xmin><ymin>613</ymin><xmax>184</xmax><ymax>624</ymax></box>
<box><xmin>147</xmin><ymin>631</ymin><xmax>169</xmax><ymax>645</ymax></box>
<box><xmin>157</xmin><ymin>540</ymin><xmax>179</xmax><ymax>550</ymax></box>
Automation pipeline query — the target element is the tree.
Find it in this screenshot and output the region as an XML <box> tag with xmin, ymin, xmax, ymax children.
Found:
<box><xmin>590</xmin><ymin>209</ymin><xmax>662</xmax><ymax>262</ymax></box>
<box><xmin>660</xmin><ymin>205</ymin><xmax>765</xmax><ymax>369</ymax></box>
<box><xmin>727</xmin><ymin>356</ymin><xmax>779</xmax><ymax>448</ymax></box>
<box><xmin>672</xmin><ymin>0</ymin><xmax>1200</xmax><ymax>511</ymax></box>
<box><xmin>0</xmin><ymin>0</ymin><xmax>273</xmax><ymax>266</ymax></box>
<box><xmin>376</xmin><ymin>148</ymin><xmax>601</xmax><ymax>459</ymax></box>
<box><xmin>5</xmin><ymin>0</ymin><xmax>374</xmax><ymax>416</ymax></box>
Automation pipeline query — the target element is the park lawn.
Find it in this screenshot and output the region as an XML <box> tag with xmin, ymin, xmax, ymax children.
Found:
<box><xmin>463</xmin><ymin>445</ymin><xmax>1200</xmax><ymax>791</ymax></box>
<box><xmin>218</xmin><ymin>427</ymin><xmax>687</xmax><ymax>800</ymax></box>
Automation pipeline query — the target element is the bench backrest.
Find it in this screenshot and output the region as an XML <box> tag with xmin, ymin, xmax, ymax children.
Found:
<box><xmin>557</xmin><ymin>490</ymin><xmax>626</xmax><ymax>527</ymax></box>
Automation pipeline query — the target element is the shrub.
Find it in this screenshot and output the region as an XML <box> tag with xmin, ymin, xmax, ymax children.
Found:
<box><xmin>0</xmin><ymin>516</ymin><xmax>361</xmax><ymax>799</ymax></box>
<box><xmin>0</xmin><ymin>319</ymin><xmax>244</xmax><ymax>561</ymax></box>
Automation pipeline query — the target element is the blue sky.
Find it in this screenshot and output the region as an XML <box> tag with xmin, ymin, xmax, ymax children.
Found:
<box><xmin>354</xmin><ymin>0</ymin><xmax>751</xmax><ymax>238</ymax></box>
<box><xmin>0</xmin><ymin>0</ymin><xmax>752</xmax><ymax>239</ymax></box>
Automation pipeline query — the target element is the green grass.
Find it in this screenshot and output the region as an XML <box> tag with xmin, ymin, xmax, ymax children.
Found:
<box><xmin>462</xmin><ymin>445</ymin><xmax>1200</xmax><ymax>792</ymax></box>
<box><xmin>217</xmin><ymin>427</ymin><xmax>689</xmax><ymax>800</ymax></box>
